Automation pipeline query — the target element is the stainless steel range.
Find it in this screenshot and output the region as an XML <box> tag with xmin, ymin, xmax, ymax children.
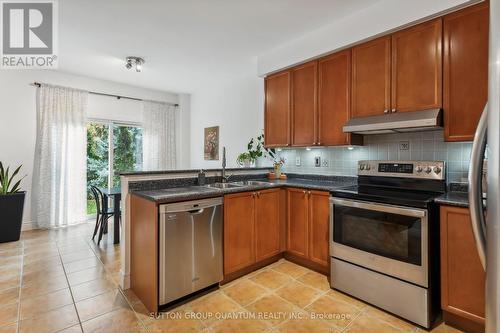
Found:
<box><xmin>330</xmin><ymin>160</ymin><xmax>446</xmax><ymax>328</ymax></box>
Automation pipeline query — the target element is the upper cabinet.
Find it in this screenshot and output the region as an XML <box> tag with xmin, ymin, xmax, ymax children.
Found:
<box><xmin>443</xmin><ymin>3</ymin><xmax>489</xmax><ymax>142</ymax></box>
<box><xmin>264</xmin><ymin>3</ymin><xmax>487</xmax><ymax>145</ymax></box>
<box><xmin>351</xmin><ymin>19</ymin><xmax>443</xmax><ymax>117</ymax></box>
<box><xmin>291</xmin><ymin>61</ymin><xmax>318</xmax><ymax>147</ymax></box>
<box><xmin>391</xmin><ymin>19</ymin><xmax>443</xmax><ymax>112</ymax></box>
<box><xmin>265</xmin><ymin>71</ymin><xmax>291</xmax><ymax>147</ymax></box>
<box><xmin>351</xmin><ymin>37</ymin><xmax>391</xmax><ymax>118</ymax></box>
<box><xmin>319</xmin><ymin>49</ymin><xmax>362</xmax><ymax>146</ymax></box>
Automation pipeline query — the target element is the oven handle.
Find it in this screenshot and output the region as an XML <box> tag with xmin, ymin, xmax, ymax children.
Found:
<box><xmin>330</xmin><ymin>198</ymin><xmax>427</xmax><ymax>218</ymax></box>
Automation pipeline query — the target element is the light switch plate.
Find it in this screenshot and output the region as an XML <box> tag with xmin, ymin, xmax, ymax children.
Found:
<box><xmin>315</xmin><ymin>156</ymin><xmax>321</xmax><ymax>167</ymax></box>
<box><xmin>399</xmin><ymin>141</ymin><xmax>410</xmax><ymax>151</ymax></box>
<box><xmin>295</xmin><ymin>156</ymin><xmax>301</xmax><ymax>166</ymax></box>
<box><xmin>322</xmin><ymin>159</ymin><xmax>329</xmax><ymax>167</ymax></box>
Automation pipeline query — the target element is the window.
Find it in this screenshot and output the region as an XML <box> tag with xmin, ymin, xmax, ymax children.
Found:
<box><xmin>86</xmin><ymin>121</ymin><xmax>143</xmax><ymax>214</ymax></box>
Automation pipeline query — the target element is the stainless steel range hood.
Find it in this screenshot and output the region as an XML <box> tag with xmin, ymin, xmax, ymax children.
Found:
<box><xmin>343</xmin><ymin>109</ymin><xmax>443</xmax><ymax>135</ymax></box>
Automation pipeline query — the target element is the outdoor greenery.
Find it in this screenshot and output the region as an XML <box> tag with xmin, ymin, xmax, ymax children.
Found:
<box><xmin>86</xmin><ymin>123</ymin><xmax>142</xmax><ymax>214</ymax></box>
<box><xmin>112</xmin><ymin>126</ymin><xmax>143</xmax><ymax>187</ymax></box>
<box><xmin>0</xmin><ymin>162</ymin><xmax>25</xmax><ymax>195</ymax></box>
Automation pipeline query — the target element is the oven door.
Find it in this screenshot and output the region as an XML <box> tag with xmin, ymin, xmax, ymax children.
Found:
<box><xmin>330</xmin><ymin>197</ymin><xmax>428</xmax><ymax>287</ymax></box>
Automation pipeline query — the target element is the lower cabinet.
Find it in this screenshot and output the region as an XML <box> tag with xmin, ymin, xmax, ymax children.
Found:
<box><xmin>287</xmin><ymin>188</ymin><xmax>330</xmax><ymax>272</ymax></box>
<box><xmin>440</xmin><ymin>206</ymin><xmax>485</xmax><ymax>333</ymax></box>
<box><xmin>224</xmin><ymin>189</ymin><xmax>281</xmax><ymax>275</ymax></box>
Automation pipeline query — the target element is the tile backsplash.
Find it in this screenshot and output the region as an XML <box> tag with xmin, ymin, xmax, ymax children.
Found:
<box><xmin>278</xmin><ymin>130</ymin><xmax>472</xmax><ymax>183</ymax></box>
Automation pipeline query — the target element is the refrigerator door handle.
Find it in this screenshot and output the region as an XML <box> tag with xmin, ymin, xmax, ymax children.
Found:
<box><xmin>469</xmin><ymin>104</ymin><xmax>488</xmax><ymax>270</ymax></box>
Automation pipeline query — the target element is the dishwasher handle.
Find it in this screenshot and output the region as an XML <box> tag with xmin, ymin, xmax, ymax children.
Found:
<box><xmin>160</xmin><ymin>197</ymin><xmax>223</xmax><ymax>214</ymax></box>
<box><xmin>188</xmin><ymin>208</ymin><xmax>204</xmax><ymax>215</ymax></box>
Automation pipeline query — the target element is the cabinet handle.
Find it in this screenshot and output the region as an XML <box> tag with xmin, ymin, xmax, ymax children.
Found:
<box><xmin>308</xmin><ymin>191</ymin><xmax>312</xmax><ymax>196</ymax></box>
<box><xmin>384</xmin><ymin>109</ymin><xmax>389</xmax><ymax>114</ymax></box>
<box><xmin>302</xmin><ymin>190</ymin><xmax>307</xmax><ymax>195</ymax></box>
<box><xmin>391</xmin><ymin>109</ymin><xmax>397</xmax><ymax>113</ymax></box>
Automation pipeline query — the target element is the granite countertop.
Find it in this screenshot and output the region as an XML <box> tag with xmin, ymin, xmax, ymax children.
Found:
<box><xmin>121</xmin><ymin>167</ymin><xmax>271</xmax><ymax>176</ymax></box>
<box><xmin>131</xmin><ymin>177</ymin><xmax>356</xmax><ymax>204</ymax></box>
<box><xmin>434</xmin><ymin>192</ymin><xmax>469</xmax><ymax>208</ymax></box>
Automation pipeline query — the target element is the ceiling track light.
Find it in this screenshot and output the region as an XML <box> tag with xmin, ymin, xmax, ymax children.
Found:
<box><xmin>125</xmin><ymin>56</ymin><xmax>145</xmax><ymax>72</ymax></box>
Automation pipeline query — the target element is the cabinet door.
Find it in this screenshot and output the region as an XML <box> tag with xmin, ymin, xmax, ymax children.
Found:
<box><xmin>224</xmin><ymin>192</ymin><xmax>255</xmax><ymax>274</ymax></box>
<box><xmin>318</xmin><ymin>49</ymin><xmax>352</xmax><ymax>146</ymax></box>
<box><xmin>287</xmin><ymin>188</ymin><xmax>309</xmax><ymax>258</ymax></box>
<box><xmin>443</xmin><ymin>3</ymin><xmax>489</xmax><ymax>142</ymax></box>
<box><xmin>440</xmin><ymin>206</ymin><xmax>485</xmax><ymax>324</ymax></box>
<box><xmin>391</xmin><ymin>19</ymin><xmax>443</xmax><ymax>112</ymax></box>
<box><xmin>265</xmin><ymin>71</ymin><xmax>290</xmax><ymax>147</ymax></box>
<box><xmin>291</xmin><ymin>61</ymin><xmax>318</xmax><ymax>146</ymax></box>
<box><xmin>351</xmin><ymin>36</ymin><xmax>391</xmax><ymax>118</ymax></box>
<box><xmin>255</xmin><ymin>189</ymin><xmax>281</xmax><ymax>261</ymax></box>
<box><xmin>308</xmin><ymin>191</ymin><xmax>330</xmax><ymax>269</ymax></box>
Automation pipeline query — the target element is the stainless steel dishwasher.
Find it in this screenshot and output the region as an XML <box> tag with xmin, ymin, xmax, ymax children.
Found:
<box><xmin>159</xmin><ymin>197</ymin><xmax>223</xmax><ymax>306</ymax></box>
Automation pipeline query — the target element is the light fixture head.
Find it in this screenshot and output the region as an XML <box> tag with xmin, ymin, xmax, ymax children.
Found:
<box><xmin>125</xmin><ymin>56</ymin><xmax>145</xmax><ymax>72</ymax></box>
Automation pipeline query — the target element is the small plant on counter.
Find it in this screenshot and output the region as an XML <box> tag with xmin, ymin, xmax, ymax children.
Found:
<box><xmin>0</xmin><ymin>162</ymin><xmax>26</xmax><ymax>243</ymax></box>
<box><xmin>236</xmin><ymin>152</ymin><xmax>254</xmax><ymax>168</ymax></box>
<box><xmin>237</xmin><ymin>133</ymin><xmax>280</xmax><ymax>168</ymax></box>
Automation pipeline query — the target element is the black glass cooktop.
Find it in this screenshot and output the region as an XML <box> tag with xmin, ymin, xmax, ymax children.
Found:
<box><xmin>332</xmin><ymin>185</ymin><xmax>442</xmax><ymax>209</ymax></box>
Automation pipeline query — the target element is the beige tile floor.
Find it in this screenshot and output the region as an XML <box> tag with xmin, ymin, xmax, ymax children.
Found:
<box><xmin>0</xmin><ymin>222</ymin><xmax>464</xmax><ymax>333</ymax></box>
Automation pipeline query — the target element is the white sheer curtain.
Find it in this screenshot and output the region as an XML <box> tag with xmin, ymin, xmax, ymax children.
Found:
<box><xmin>142</xmin><ymin>101</ymin><xmax>177</xmax><ymax>170</ymax></box>
<box><xmin>32</xmin><ymin>84</ymin><xmax>88</xmax><ymax>228</ymax></box>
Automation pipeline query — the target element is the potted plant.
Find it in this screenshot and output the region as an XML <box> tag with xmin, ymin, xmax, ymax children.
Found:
<box><xmin>247</xmin><ymin>133</ymin><xmax>277</xmax><ymax>166</ymax></box>
<box><xmin>0</xmin><ymin>162</ymin><xmax>26</xmax><ymax>243</ymax></box>
<box><xmin>236</xmin><ymin>152</ymin><xmax>254</xmax><ymax>168</ymax></box>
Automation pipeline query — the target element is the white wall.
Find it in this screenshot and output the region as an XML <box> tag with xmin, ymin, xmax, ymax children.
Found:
<box><xmin>257</xmin><ymin>0</ymin><xmax>481</xmax><ymax>76</ymax></box>
<box><xmin>189</xmin><ymin>58</ymin><xmax>266</xmax><ymax>169</ymax></box>
<box><xmin>0</xmin><ymin>70</ymin><xmax>181</xmax><ymax>229</ymax></box>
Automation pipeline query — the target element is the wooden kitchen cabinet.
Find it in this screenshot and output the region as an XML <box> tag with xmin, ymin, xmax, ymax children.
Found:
<box><xmin>318</xmin><ymin>49</ymin><xmax>362</xmax><ymax>146</ymax></box>
<box><xmin>255</xmin><ymin>189</ymin><xmax>281</xmax><ymax>261</ymax></box>
<box><xmin>443</xmin><ymin>3</ymin><xmax>489</xmax><ymax>142</ymax></box>
<box><xmin>287</xmin><ymin>188</ymin><xmax>310</xmax><ymax>259</ymax></box>
<box><xmin>224</xmin><ymin>189</ymin><xmax>281</xmax><ymax>275</ymax></box>
<box><xmin>264</xmin><ymin>71</ymin><xmax>290</xmax><ymax>147</ymax></box>
<box><xmin>286</xmin><ymin>188</ymin><xmax>330</xmax><ymax>273</ymax></box>
<box><xmin>391</xmin><ymin>19</ymin><xmax>443</xmax><ymax>113</ymax></box>
<box><xmin>440</xmin><ymin>206</ymin><xmax>485</xmax><ymax>333</ymax></box>
<box><xmin>351</xmin><ymin>36</ymin><xmax>392</xmax><ymax>118</ymax></box>
<box><xmin>291</xmin><ymin>61</ymin><xmax>318</xmax><ymax>146</ymax></box>
<box><xmin>224</xmin><ymin>192</ymin><xmax>255</xmax><ymax>274</ymax></box>
<box><xmin>308</xmin><ymin>191</ymin><xmax>330</xmax><ymax>268</ymax></box>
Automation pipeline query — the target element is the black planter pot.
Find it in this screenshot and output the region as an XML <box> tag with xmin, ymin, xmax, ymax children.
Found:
<box><xmin>0</xmin><ymin>192</ymin><xmax>25</xmax><ymax>243</ymax></box>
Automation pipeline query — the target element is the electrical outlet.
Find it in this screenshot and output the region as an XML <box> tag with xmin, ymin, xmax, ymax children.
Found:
<box><xmin>399</xmin><ymin>141</ymin><xmax>410</xmax><ymax>151</ymax></box>
<box><xmin>295</xmin><ymin>156</ymin><xmax>301</xmax><ymax>166</ymax></box>
<box><xmin>315</xmin><ymin>156</ymin><xmax>321</xmax><ymax>167</ymax></box>
<box><xmin>322</xmin><ymin>159</ymin><xmax>329</xmax><ymax>167</ymax></box>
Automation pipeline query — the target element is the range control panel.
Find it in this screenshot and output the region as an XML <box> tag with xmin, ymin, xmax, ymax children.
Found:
<box><xmin>358</xmin><ymin>160</ymin><xmax>446</xmax><ymax>180</ymax></box>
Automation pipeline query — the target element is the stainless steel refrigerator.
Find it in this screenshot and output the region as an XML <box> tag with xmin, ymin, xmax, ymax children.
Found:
<box><xmin>468</xmin><ymin>0</ymin><xmax>500</xmax><ymax>332</ymax></box>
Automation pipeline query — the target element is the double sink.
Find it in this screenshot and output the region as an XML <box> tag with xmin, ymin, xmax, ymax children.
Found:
<box><xmin>204</xmin><ymin>180</ymin><xmax>273</xmax><ymax>190</ymax></box>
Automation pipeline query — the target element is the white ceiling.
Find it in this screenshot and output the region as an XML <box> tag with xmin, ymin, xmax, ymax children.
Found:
<box><xmin>58</xmin><ymin>0</ymin><xmax>379</xmax><ymax>93</ymax></box>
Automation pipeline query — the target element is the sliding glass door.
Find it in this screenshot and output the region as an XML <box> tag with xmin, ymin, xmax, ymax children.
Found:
<box><xmin>86</xmin><ymin>121</ymin><xmax>143</xmax><ymax>214</ymax></box>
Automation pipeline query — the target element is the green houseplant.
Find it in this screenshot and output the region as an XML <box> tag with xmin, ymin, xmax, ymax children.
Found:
<box><xmin>236</xmin><ymin>152</ymin><xmax>254</xmax><ymax>168</ymax></box>
<box><xmin>0</xmin><ymin>162</ymin><xmax>26</xmax><ymax>243</ymax></box>
<box><xmin>237</xmin><ymin>133</ymin><xmax>277</xmax><ymax>167</ymax></box>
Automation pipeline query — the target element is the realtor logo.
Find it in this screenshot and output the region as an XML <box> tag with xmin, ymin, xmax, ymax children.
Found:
<box><xmin>1</xmin><ymin>0</ymin><xmax>58</xmax><ymax>69</ymax></box>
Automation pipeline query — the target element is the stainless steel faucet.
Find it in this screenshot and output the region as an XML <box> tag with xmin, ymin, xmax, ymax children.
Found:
<box><xmin>221</xmin><ymin>146</ymin><xmax>231</xmax><ymax>183</ymax></box>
